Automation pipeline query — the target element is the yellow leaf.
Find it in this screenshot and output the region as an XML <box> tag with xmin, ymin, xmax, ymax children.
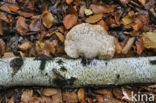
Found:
<box><xmin>143</xmin><ymin>32</ymin><xmax>156</xmax><ymax>49</ymax></box>
<box><xmin>84</xmin><ymin>9</ymin><xmax>93</xmax><ymax>16</ymax></box>
<box><xmin>138</xmin><ymin>0</ymin><xmax>146</xmax><ymax>6</ymax></box>
<box><xmin>122</xmin><ymin>16</ymin><xmax>133</xmax><ymax>25</ymax></box>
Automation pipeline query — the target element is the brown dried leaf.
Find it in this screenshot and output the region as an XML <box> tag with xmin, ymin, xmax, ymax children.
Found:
<box><xmin>42</xmin><ymin>11</ymin><xmax>54</xmax><ymax>28</ymax></box>
<box><xmin>119</xmin><ymin>0</ymin><xmax>132</xmax><ymax>5</ymax></box>
<box><xmin>21</xmin><ymin>89</ymin><xmax>33</xmax><ymax>103</ymax></box>
<box><xmin>0</xmin><ymin>38</ymin><xmax>5</xmax><ymax>55</ymax></box>
<box><xmin>63</xmin><ymin>14</ymin><xmax>77</xmax><ymax>29</ymax></box>
<box><xmin>95</xmin><ymin>89</ymin><xmax>113</xmax><ymax>98</ymax></box>
<box><xmin>96</xmin><ymin>95</ymin><xmax>104</xmax><ymax>103</ymax></box>
<box><xmin>138</xmin><ymin>0</ymin><xmax>146</xmax><ymax>6</ymax></box>
<box><xmin>51</xmin><ymin>89</ymin><xmax>62</xmax><ymax>103</ymax></box>
<box><xmin>122</xmin><ymin>37</ymin><xmax>135</xmax><ymax>54</ymax></box>
<box><xmin>41</xmin><ymin>96</ymin><xmax>52</xmax><ymax>103</ymax></box>
<box><xmin>42</xmin><ymin>88</ymin><xmax>58</xmax><ymax>96</ymax></box>
<box><xmin>63</xmin><ymin>91</ymin><xmax>78</xmax><ymax>103</ymax></box>
<box><xmin>79</xmin><ymin>5</ymin><xmax>86</xmax><ymax>17</ymax></box>
<box><xmin>28</xmin><ymin>97</ymin><xmax>41</xmax><ymax>103</ymax></box>
<box><xmin>0</xmin><ymin>4</ymin><xmax>10</xmax><ymax>12</ymax></box>
<box><xmin>77</xmin><ymin>88</ymin><xmax>85</xmax><ymax>102</ymax></box>
<box><xmin>113</xmin><ymin>88</ymin><xmax>123</xmax><ymax>99</ymax></box>
<box><xmin>54</xmin><ymin>31</ymin><xmax>65</xmax><ymax>42</ymax></box>
<box><xmin>0</xmin><ymin>12</ymin><xmax>9</xmax><ymax>23</ymax></box>
<box><xmin>116</xmin><ymin>43</ymin><xmax>122</xmax><ymax>54</ymax></box>
<box><xmin>15</xmin><ymin>16</ymin><xmax>29</xmax><ymax>36</ymax></box>
<box><xmin>8</xmin><ymin>97</ymin><xmax>14</xmax><ymax>103</ymax></box>
<box><xmin>85</xmin><ymin>14</ymin><xmax>103</xmax><ymax>23</ymax></box>
<box><xmin>17</xmin><ymin>10</ymin><xmax>34</xmax><ymax>17</ymax></box>
<box><xmin>0</xmin><ymin>21</ymin><xmax>3</xmax><ymax>35</ymax></box>
<box><xmin>66</xmin><ymin>0</ymin><xmax>73</xmax><ymax>4</ymax></box>
<box><xmin>90</xmin><ymin>4</ymin><xmax>116</xmax><ymax>14</ymax></box>
<box><xmin>29</xmin><ymin>19</ymin><xmax>41</xmax><ymax>32</ymax></box>
<box><xmin>143</xmin><ymin>32</ymin><xmax>156</xmax><ymax>49</ymax></box>
<box><xmin>98</xmin><ymin>20</ymin><xmax>108</xmax><ymax>31</ymax></box>
<box><xmin>135</xmin><ymin>38</ymin><xmax>144</xmax><ymax>55</ymax></box>
<box><xmin>44</xmin><ymin>40</ymin><xmax>58</xmax><ymax>54</ymax></box>
<box><xmin>2</xmin><ymin>52</ymin><xmax>15</xmax><ymax>58</ymax></box>
<box><xmin>18</xmin><ymin>41</ymin><xmax>33</xmax><ymax>51</ymax></box>
<box><xmin>103</xmin><ymin>98</ymin><xmax>123</xmax><ymax>103</ymax></box>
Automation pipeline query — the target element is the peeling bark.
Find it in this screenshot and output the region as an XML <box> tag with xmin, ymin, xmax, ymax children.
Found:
<box><xmin>0</xmin><ymin>56</ymin><xmax>156</xmax><ymax>88</ymax></box>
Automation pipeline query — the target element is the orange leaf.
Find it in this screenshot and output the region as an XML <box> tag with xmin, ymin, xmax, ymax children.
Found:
<box><xmin>21</xmin><ymin>89</ymin><xmax>33</xmax><ymax>103</ymax></box>
<box><xmin>98</xmin><ymin>20</ymin><xmax>108</xmax><ymax>31</ymax></box>
<box><xmin>138</xmin><ymin>0</ymin><xmax>146</xmax><ymax>6</ymax></box>
<box><xmin>54</xmin><ymin>31</ymin><xmax>65</xmax><ymax>42</ymax></box>
<box><xmin>63</xmin><ymin>14</ymin><xmax>77</xmax><ymax>29</ymax></box>
<box><xmin>8</xmin><ymin>4</ymin><xmax>19</xmax><ymax>12</ymax></box>
<box><xmin>18</xmin><ymin>41</ymin><xmax>33</xmax><ymax>51</ymax></box>
<box><xmin>77</xmin><ymin>88</ymin><xmax>85</xmax><ymax>101</ymax></box>
<box><xmin>42</xmin><ymin>88</ymin><xmax>58</xmax><ymax>96</ymax></box>
<box><xmin>66</xmin><ymin>0</ymin><xmax>73</xmax><ymax>4</ymax></box>
<box><xmin>85</xmin><ymin>14</ymin><xmax>103</xmax><ymax>23</ymax></box>
<box><xmin>17</xmin><ymin>10</ymin><xmax>34</xmax><ymax>17</ymax></box>
<box><xmin>122</xmin><ymin>37</ymin><xmax>135</xmax><ymax>54</ymax></box>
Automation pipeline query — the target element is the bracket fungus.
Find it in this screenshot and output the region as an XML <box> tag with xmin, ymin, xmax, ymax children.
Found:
<box><xmin>65</xmin><ymin>23</ymin><xmax>117</xmax><ymax>59</ymax></box>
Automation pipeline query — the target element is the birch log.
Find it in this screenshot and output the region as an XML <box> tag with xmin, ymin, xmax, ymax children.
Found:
<box><xmin>0</xmin><ymin>56</ymin><xmax>156</xmax><ymax>88</ymax></box>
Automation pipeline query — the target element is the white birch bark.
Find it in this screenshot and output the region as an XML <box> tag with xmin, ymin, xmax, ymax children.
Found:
<box><xmin>0</xmin><ymin>56</ymin><xmax>156</xmax><ymax>88</ymax></box>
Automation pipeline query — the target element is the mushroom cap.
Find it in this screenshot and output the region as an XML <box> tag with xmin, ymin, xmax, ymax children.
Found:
<box><xmin>65</xmin><ymin>23</ymin><xmax>116</xmax><ymax>59</ymax></box>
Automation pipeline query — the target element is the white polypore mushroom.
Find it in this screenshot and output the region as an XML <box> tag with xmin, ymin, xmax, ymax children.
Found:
<box><xmin>65</xmin><ymin>23</ymin><xmax>117</xmax><ymax>59</ymax></box>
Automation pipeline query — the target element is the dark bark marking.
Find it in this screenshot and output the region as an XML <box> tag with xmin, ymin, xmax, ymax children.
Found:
<box><xmin>149</xmin><ymin>60</ymin><xmax>156</xmax><ymax>65</ymax></box>
<box><xmin>52</xmin><ymin>69</ymin><xmax>76</xmax><ymax>87</ymax></box>
<box><xmin>34</xmin><ymin>55</ymin><xmax>52</xmax><ymax>70</ymax></box>
<box><xmin>81</xmin><ymin>57</ymin><xmax>92</xmax><ymax>66</ymax></box>
<box><xmin>60</xmin><ymin>66</ymin><xmax>67</xmax><ymax>72</ymax></box>
<box><xmin>56</xmin><ymin>59</ymin><xmax>64</xmax><ymax>64</ymax></box>
<box><xmin>10</xmin><ymin>57</ymin><xmax>24</xmax><ymax>73</ymax></box>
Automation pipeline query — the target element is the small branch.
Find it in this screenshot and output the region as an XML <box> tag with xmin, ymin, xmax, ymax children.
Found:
<box><xmin>0</xmin><ymin>56</ymin><xmax>156</xmax><ymax>88</ymax></box>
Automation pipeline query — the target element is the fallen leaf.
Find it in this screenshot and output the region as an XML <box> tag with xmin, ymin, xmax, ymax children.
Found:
<box><xmin>17</xmin><ymin>10</ymin><xmax>34</xmax><ymax>17</ymax></box>
<box><xmin>44</xmin><ymin>40</ymin><xmax>58</xmax><ymax>54</ymax></box>
<box><xmin>42</xmin><ymin>88</ymin><xmax>58</xmax><ymax>96</ymax></box>
<box><xmin>0</xmin><ymin>4</ymin><xmax>10</xmax><ymax>12</ymax></box>
<box><xmin>54</xmin><ymin>31</ymin><xmax>65</xmax><ymax>42</ymax></box>
<box><xmin>41</xmin><ymin>96</ymin><xmax>52</xmax><ymax>103</ymax></box>
<box><xmin>0</xmin><ymin>21</ymin><xmax>3</xmax><ymax>35</ymax></box>
<box><xmin>29</xmin><ymin>19</ymin><xmax>41</xmax><ymax>32</ymax></box>
<box><xmin>122</xmin><ymin>16</ymin><xmax>133</xmax><ymax>25</ymax></box>
<box><xmin>8</xmin><ymin>4</ymin><xmax>19</xmax><ymax>12</ymax></box>
<box><xmin>15</xmin><ymin>16</ymin><xmax>29</xmax><ymax>36</ymax></box>
<box><xmin>85</xmin><ymin>14</ymin><xmax>103</xmax><ymax>23</ymax></box>
<box><xmin>77</xmin><ymin>88</ymin><xmax>85</xmax><ymax>102</ymax></box>
<box><xmin>116</xmin><ymin>43</ymin><xmax>122</xmax><ymax>54</ymax></box>
<box><xmin>119</xmin><ymin>0</ymin><xmax>132</xmax><ymax>5</ymax></box>
<box><xmin>63</xmin><ymin>91</ymin><xmax>78</xmax><ymax>103</ymax></box>
<box><xmin>28</xmin><ymin>97</ymin><xmax>41</xmax><ymax>103</ymax></box>
<box><xmin>79</xmin><ymin>5</ymin><xmax>86</xmax><ymax>17</ymax></box>
<box><xmin>21</xmin><ymin>89</ymin><xmax>33</xmax><ymax>103</ymax></box>
<box><xmin>138</xmin><ymin>0</ymin><xmax>146</xmax><ymax>6</ymax></box>
<box><xmin>0</xmin><ymin>39</ymin><xmax>5</xmax><ymax>55</ymax></box>
<box><xmin>143</xmin><ymin>32</ymin><xmax>156</xmax><ymax>49</ymax></box>
<box><xmin>95</xmin><ymin>89</ymin><xmax>113</xmax><ymax>98</ymax></box>
<box><xmin>51</xmin><ymin>89</ymin><xmax>62</xmax><ymax>103</ymax></box>
<box><xmin>63</xmin><ymin>14</ymin><xmax>77</xmax><ymax>29</ymax></box>
<box><xmin>98</xmin><ymin>20</ymin><xmax>108</xmax><ymax>31</ymax></box>
<box><xmin>96</xmin><ymin>95</ymin><xmax>104</xmax><ymax>103</ymax></box>
<box><xmin>2</xmin><ymin>52</ymin><xmax>15</xmax><ymax>58</ymax></box>
<box><xmin>122</xmin><ymin>37</ymin><xmax>135</xmax><ymax>54</ymax></box>
<box><xmin>8</xmin><ymin>97</ymin><xmax>14</xmax><ymax>103</ymax></box>
<box><xmin>113</xmin><ymin>88</ymin><xmax>123</xmax><ymax>99</ymax></box>
<box><xmin>84</xmin><ymin>9</ymin><xmax>93</xmax><ymax>16</ymax></box>
<box><xmin>66</xmin><ymin>0</ymin><xmax>73</xmax><ymax>4</ymax></box>
<box><xmin>0</xmin><ymin>12</ymin><xmax>9</xmax><ymax>23</ymax></box>
<box><xmin>42</xmin><ymin>11</ymin><xmax>54</xmax><ymax>28</ymax></box>
<box><xmin>90</xmin><ymin>4</ymin><xmax>116</xmax><ymax>14</ymax></box>
<box><xmin>18</xmin><ymin>41</ymin><xmax>33</xmax><ymax>51</ymax></box>
<box><xmin>135</xmin><ymin>38</ymin><xmax>144</xmax><ymax>55</ymax></box>
<box><xmin>103</xmin><ymin>98</ymin><xmax>123</xmax><ymax>103</ymax></box>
